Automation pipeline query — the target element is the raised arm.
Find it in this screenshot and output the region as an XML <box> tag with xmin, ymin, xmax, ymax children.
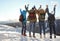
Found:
<box><xmin>54</xmin><ymin>5</ymin><xmax>56</xmax><ymax>15</ymax></box>
<box><xmin>20</xmin><ymin>9</ymin><xmax>23</xmax><ymax>14</ymax></box>
<box><xmin>38</xmin><ymin>5</ymin><xmax>42</xmax><ymax>10</ymax></box>
<box><xmin>25</xmin><ymin>4</ymin><xmax>29</xmax><ymax>12</ymax></box>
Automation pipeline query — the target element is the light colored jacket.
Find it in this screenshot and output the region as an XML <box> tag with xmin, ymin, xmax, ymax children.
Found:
<box><xmin>27</xmin><ymin>9</ymin><xmax>37</xmax><ymax>22</ymax></box>
<box><xmin>37</xmin><ymin>9</ymin><xmax>46</xmax><ymax>21</ymax></box>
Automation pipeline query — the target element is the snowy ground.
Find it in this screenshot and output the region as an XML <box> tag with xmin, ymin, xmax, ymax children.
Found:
<box><xmin>0</xmin><ymin>25</ymin><xmax>60</xmax><ymax>41</ymax></box>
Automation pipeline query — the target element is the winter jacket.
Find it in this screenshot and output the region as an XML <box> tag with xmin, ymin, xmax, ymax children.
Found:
<box><xmin>48</xmin><ymin>14</ymin><xmax>55</xmax><ymax>24</ymax></box>
<box><xmin>20</xmin><ymin>9</ymin><xmax>27</xmax><ymax>24</ymax></box>
<box><xmin>37</xmin><ymin>9</ymin><xmax>46</xmax><ymax>21</ymax></box>
<box><xmin>27</xmin><ymin>9</ymin><xmax>37</xmax><ymax>22</ymax></box>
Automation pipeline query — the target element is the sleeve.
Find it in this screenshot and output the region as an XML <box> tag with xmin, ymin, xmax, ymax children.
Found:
<box><xmin>20</xmin><ymin>9</ymin><xmax>22</xmax><ymax>14</ymax></box>
<box><xmin>53</xmin><ymin>5</ymin><xmax>56</xmax><ymax>15</ymax></box>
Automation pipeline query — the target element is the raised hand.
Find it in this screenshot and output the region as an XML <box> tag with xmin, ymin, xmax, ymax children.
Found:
<box><xmin>54</xmin><ymin>5</ymin><xmax>56</xmax><ymax>15</ymax></box>
<box><xmin>25</xmin><ymin>4</ymin><xmax>29</xmax><ymax>11</ymax></box>
<box><xmin>27</xmin><ymin>4</ymin><xmax>29</xmax><ymax>7</ymax></box>
<box><xmin>54</xmin><ymin>5</ymin><xmax>56</xmax><ymax>8</ymax></box>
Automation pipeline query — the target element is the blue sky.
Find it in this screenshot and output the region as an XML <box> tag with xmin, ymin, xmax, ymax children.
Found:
<box><xmin>0</xmin><ymin>0</ymin><xmax>60</xmax><ymax>21</ymax></box>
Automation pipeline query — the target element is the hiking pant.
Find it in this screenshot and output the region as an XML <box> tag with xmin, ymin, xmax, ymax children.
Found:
<box><xmin>39</xmin><ymin>21</ymin><xmax>45</xmax><ymax>35</ymax></box>
<box><xmin>21</xmin><ymin>22</ymin><xmax>26</xmax><ymax>35</ymax></box>
<box><xmin>49</xmin><ymin>22</ymin><xmax>56</xmax><ymax>36</ymax></box>
<box><xmin>29</xmin><ymin>22</ymin><xmax>35</xmax><ymax>36</ymax></box>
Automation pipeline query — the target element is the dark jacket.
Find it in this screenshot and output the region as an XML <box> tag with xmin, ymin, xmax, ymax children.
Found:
<box><xmin>48</xmin><ymin>14</ymin><xmax>55</xmax><ymax>24</ymax></box>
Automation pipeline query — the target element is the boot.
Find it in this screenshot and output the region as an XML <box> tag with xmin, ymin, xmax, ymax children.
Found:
<box><xmin>29</xmin><ymin>34</ymin><xmax>31</xmax><ymax>37</ymax></box>
<box><xmin>33</xmin><ymin>33</ymin><xmax>36</xmax><ymax>38</ymax></box>
<box><xmin>40</xmin><ymin>35</ymin><xmax>42</xmax><ymax>38</ymax></box>
<box><xmin>50</xmin><ymin>35</ymin><xmax>52</xmax><ymax>39</ymax></box>
<box><xmin>33</xmin><ymin>35</ymin><xmax>36</xmax><ymax>38</ymax></box>
<box><xmin>54</xmin><ymin>35</ymin><xmax>56</xmax><ymax>38</ymax></box>
<box><xmin>21</xmin><ymin>32</ymin><xmax>23</xmax><ymax>35</ymax></box>
<box><xmin>44</xmin><ymin>35</ymin><xmax>46</xmax><ymax>38</ymax></box>
<box><xmin>24</xmin><ymin>32</ymin><xmax>27</xmax><ymax>36</ymax></box>
<box><xmin>21</xmin><ymin>33</ymin><xmax>23</xmax><ymax>35</ymax></box>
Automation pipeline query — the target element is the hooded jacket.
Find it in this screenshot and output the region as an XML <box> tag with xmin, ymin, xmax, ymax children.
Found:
<box><xmin>20</xmin><ymin>9</ymin><xmax>27</xmax><ymax>24</ymax></box>
<box><xmin>27</xmin><ymin>9</ymin><xmax>37</xmax><ymax>22</ymax></box>
<box><xmin>37</xmin><ymin>8</ymin><xmax>46</xmax><ymax>21</ymax></box>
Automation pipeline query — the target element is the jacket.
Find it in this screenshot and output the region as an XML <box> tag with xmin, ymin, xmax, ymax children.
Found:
<box><xmin>27</xmin><ymin>9</ymin><xmax>37</xmax><ymax>22</ymax></box>
<box><xmin>20</xmin><ymin>9</ymin><xmax>27</xmax><ymax>24</ymax></box>
<box><xmin>37</xmin><ymin>9</ymin><xmax>46</xmax><ymax>21</ymax></box>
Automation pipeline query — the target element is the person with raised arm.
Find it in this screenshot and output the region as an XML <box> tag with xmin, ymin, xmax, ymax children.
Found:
<box><xmin>19</xmin><ymin>5</ymin><xmax>27</xmax><ymax>36</ymax></box>
<box><xmin>25</xmin><ymin>5</ymin><xmax>37</xmax><ymax>38</ymax></box>
<box><xmin>46</xmin><ymin>5</ymin><xmax>56</xmax><ymax>39</ymax></box>
<box><xmin>37</xmin><ymin>5</ymin><xmax>46</xmax><ymax>38</ymax></box>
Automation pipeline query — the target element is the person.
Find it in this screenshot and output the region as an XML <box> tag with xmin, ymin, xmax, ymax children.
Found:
<box><xmin>25</xmin><ymin>5</ymin><xmax>37</xmax><ymax>38</ymax></box>
<box><xmin>20</xmin><ymin>5</ymin><xmax>27</xmax><ymax>36</ymax></box>
<box><xmin>48</xmin><ymin>11</ymin><xmax>56</xmax><ymax>39</ymax></box>
<box><xmin>45</xmin><ymin>5</ymin><xmax>56</xmax><ymax>39</ymax></box>
<box><xmin>37</xmin><ymin>5</ymin><xmax>46</xmax><ymax>38</ymax></box>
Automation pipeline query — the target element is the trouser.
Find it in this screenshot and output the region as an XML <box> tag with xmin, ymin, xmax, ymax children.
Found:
<box><xmin>49</xmin><ymin>22</ymin><xmax>56</xmax><ymax>36</ymax></box>
<box><xmin>21</xmin><ymin>22</ymin><xmax>26</xmax><ymax>35</ymax></box>
<box><xmin>29</xmin><ymin>22</ymin><xmax>35</xmax><ymax>36</ymax></box>
<box><xmin>39</xmin><ymin>21</ymin><xmax>45</xmax><ymax>35</ymax></box>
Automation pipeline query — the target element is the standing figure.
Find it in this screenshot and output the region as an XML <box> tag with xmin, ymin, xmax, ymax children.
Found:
<box><xmin>25</xmin><ymin>5</ymin><xmax>37</xmax><ymax>38</ymax></box>
<box><xmin>45</xmin><ymin>5</ymin><xmax>56</xmax><ymax>39</ymax></box>
<box><xmin>48</xmin><ymin>11</ymin><xmax>56</xmax><ymax>39</ymax></box>
<box><xmin>37</xmin><ymin>5</ymin><xmax>46</xmax><ymax>38</ymax></box>
<box><xmin>19</xmin><ymin>5</ymin><xmax>27</xmax><ymax>36</ymax></box>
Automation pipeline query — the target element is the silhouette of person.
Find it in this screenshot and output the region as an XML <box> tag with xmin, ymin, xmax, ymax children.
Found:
<box><xmin>25</xmin><ymin>5</ymin><xmax>37</xmax><ymax>38</ymax></box>
<box><xmin>37</xmin><ymin>5</ymin><xmax>46</xmax><ymax>38</ymax></box>
<box><xmin>45</xmin><ymin>5</ymin><xmax>56</xmax><ymax>39</ymax></box>
<box><xmin>48</xmin><ymin>11</ymin><xmax>56</xmax><ymax>39</ymax></box>
<box><xmin>20</xmin><ymin>5</ymin><xmax>27</xmax><ymax>36</ymax></box>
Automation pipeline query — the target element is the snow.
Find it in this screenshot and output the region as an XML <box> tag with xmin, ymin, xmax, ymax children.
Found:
<box><xmin>0</xmin><ymin>25</ymin><xmax>60</xmax><ymax>41</ymax></box>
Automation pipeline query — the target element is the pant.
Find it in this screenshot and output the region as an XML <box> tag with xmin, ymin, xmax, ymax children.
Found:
<box><xmin>39</xmin><ymin>21</ymin><xmax>45</xmax><ymax>35</ymax></box>
<box><xmin>29</xmin><ymin>22</ymin><xmax>35</xmax><ymax>36</ymax></box>
<box><xmin>21</xmin><ymin>22</ymin><xmax>26</xmax><ymax>35</ymax></box>
<box><xmin>49</xmin><ymin>22</ymin><xmax>56</xmax><ymax>36</ymax></box>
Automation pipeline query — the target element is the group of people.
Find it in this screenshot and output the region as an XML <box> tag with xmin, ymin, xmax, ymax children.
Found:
<box><xmin>19</xmin><ymin>4</ymin><xmax>56</xmax><ymax>39</ymax></box>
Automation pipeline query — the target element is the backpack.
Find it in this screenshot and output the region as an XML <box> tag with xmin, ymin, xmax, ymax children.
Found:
<box><xmin>28</xmin><ymin>10</ymin><xmax>36</xmax><ymax>20</ymax></box>
<box><xmin>48</xmin><ymin>14</ymin><xmax>55</xmax><ymax>23</ymax></box>
<box><xmin>19</xmin><ymin>14</ymin><xmax>23</xmax><ymax>22</ymax></box>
